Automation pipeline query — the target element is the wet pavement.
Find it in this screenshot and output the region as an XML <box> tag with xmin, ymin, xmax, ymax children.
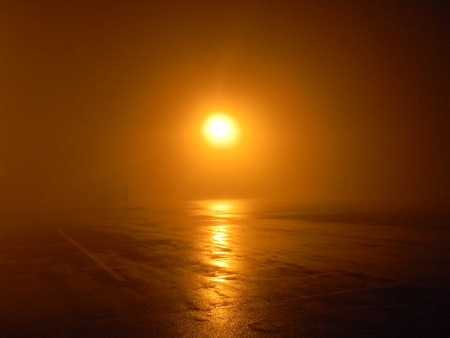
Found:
<box><xmin>1</xmin><ymin>200</ymin><xmax>450</xmax><ymax>337</ymax></box>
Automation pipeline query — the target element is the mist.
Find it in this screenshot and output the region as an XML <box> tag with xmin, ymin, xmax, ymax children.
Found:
<box><xmin>2</xmin><ymin>3</ymin><xmax>450</xmax><ymax>337</ymax></box>
<box><xmin>1</xmin><ymin>0</ymin><xmax>449</xmax><ymax>212</ymax></box>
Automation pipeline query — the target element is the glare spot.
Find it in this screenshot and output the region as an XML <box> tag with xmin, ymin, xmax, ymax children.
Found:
<box><xmin>210</xmin><ymin>120</ymin><xmax>229</xmax><ymax>136</ymax></box>
<box><xmin>203</xmin><ymin>113</ymin><xmax>239</xmax><ymax>147</ymax></box>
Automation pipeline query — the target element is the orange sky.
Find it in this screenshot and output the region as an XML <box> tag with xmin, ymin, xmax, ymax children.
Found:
<box><xmin>0</xmin><ymin>0</ymin><xmax>449</xmax><ymax>211</ymax></box>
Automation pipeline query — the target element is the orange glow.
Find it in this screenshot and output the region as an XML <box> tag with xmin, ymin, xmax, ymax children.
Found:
<box><xmin>190</xmin><ymin>200</ymin><xmax>237</xmax><ymax>271</ymax></box>
<box><xmin>207</xmin><ymin>201</ymin><xmax>231</xmax><ymax>270</ymax></box>
<box><xmin>203</xmin><ymin>113</ymin><xmax>239</xmax><ymax>148</ymax></box>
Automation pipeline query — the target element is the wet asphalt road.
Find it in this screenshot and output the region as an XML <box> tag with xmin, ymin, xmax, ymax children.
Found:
<box><xmin>1</xmin><ymin>200</ymin><xmax>450</xmax><ymax>337</ymax></box>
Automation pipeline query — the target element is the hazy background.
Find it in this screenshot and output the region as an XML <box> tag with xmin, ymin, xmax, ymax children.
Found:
<box><xmin>1</xmin><ymin>0</ymin><xmax>449</xmax><ymax>212</ymax></box>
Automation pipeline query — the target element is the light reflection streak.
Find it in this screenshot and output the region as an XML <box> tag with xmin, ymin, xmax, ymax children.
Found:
<box><xmin>208</xmin><ymin>201</ymin><xmax>232</xmax><ymax>270</ymax></box>
<box><xmin>191</xmin><ymin>200</ymin><xmax>240</xmax><ymax>277</ymax></box>
<box><xmin>187</xmin><ymin>200</ymin><xmax>251</xmax><ymax>314</ymax></box>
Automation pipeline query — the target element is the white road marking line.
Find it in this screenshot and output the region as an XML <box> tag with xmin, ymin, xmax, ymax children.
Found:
<box><xmin>0</xmin><ymin>244</ymin><xmax>71</xmax><ymax>250</ymax></box>
<box><xmin>56</xmin><ymin>228</ymin><xmax>125</xmax><ymax>282</ymax></box>
<box><xmin>0</xmin><ymin>240</ymin><xmax>143</xmax><ymax>251</ymax></box>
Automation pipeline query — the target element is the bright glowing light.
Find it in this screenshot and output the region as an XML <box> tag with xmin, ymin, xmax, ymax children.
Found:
<box><xmin>203</xmin><ymin>113</ymin><xmax>239</xmax><ymax>147</ymax></box>
<box><xmin>210</xmin><ymin>120</ymin><xmax>229</xmax><ymax>136</ymax></box>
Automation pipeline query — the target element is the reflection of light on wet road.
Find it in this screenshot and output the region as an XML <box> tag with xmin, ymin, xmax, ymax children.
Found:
<box><xmin>185</xmin><ymin>199</ymin><xmax>251</xmax><ymax>317</ymax></box>
<box><xmin>207</xmin><ymin>201</ymin><xmax>233</xmax><ymax>270</ymax></box>
<box><xmin>210</xmin><ymin>201</ymin><xmax>233</xmax><ymax>218</ymax></box>
<box><xmin>189</xmin><ymin>200</ymin><xmax>246</xmax><ymax>278</ymax></box>
<box><xmin>210</xmin><ymin>275</ymin><xmax>228</xmax><ymax>282</ymax></box>
<box><xmin>211</xmin><ymin>224</ymin><xmax>229</xmax><ymax>269</ymax></box>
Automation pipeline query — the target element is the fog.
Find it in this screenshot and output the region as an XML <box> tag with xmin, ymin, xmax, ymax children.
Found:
<box><xmin>1</xmin><ymin>3</ymin><xmax>450</xmax><ymax>335</ymax></box>
<box><xmin>1</xmin><ymin>0</ymin><xmax>449</xmax><ymax>212</ymax></box>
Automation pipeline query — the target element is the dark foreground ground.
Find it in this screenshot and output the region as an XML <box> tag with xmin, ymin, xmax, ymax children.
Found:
<box><xmin>1</xmin><ymin>200</ymin><xmax>449</xmax><ymax>337</ymax></box>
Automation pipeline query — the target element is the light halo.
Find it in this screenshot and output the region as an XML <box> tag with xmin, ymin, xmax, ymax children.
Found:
<box><xmin>203</xmin><ymin>113</ymin><xmax>239</xmax><ymax>147</ymax></box>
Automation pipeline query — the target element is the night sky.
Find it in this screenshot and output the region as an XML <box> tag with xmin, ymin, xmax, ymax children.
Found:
<box><xmin>1</xmin><ymin>1</ymin><xmax>449</xmax><ymax>211</ymax></box>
